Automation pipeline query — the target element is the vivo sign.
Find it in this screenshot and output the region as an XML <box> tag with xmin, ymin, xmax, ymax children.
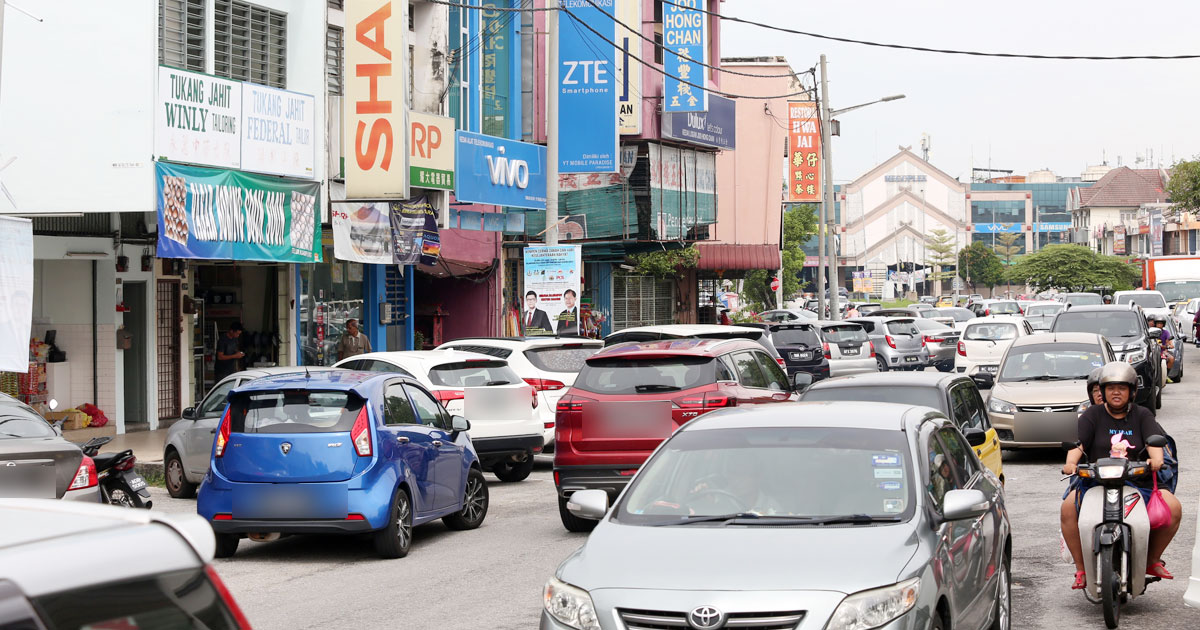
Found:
<box><xmin>454</xmin><ymin>130</ymin><xmax>547</xmax><ymax>210</ymax></box>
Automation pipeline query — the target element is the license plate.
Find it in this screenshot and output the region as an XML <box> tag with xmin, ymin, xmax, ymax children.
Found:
<box><xmin>127</xmin><ymin>476</ymin><xmax>147</xmax><ymax>491</ymax></box>
<box><xmin>905</xmin><ymin>356</ymin><xmax>919</xmax><ymax>363</ymax></box>
<box><xmin>982</xmin><ymin>365</ymin><xmax>999</xmax><ymax>374</ymax></box>
<box><xmin>843</xmin><ymin>348</ymin><xmax>859</xmax><ymax>356</ymax></box>
<box><xmin>585</xmin><ymin>401</ymin><xmax>673</xmax><ymax>439</ymax></box>
<box><xmin>791</xmin><ymin>352</ymin><xmax>811</xmax><ymax>360</ymax></box>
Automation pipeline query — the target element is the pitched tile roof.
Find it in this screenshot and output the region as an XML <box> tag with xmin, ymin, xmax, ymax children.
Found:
<box><xmin>1078</xmin><ymin>167</ymin><xmax>1167</xmax><ymax>208</ymax></box>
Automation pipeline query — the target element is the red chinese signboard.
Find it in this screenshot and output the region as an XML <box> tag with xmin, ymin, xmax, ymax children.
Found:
<box><xmin>787</xmin><ymin>101</ymin><xmax>821</xmax><ymax>202</ymax></box>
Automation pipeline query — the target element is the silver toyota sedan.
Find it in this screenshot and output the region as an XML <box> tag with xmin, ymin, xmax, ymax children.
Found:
<box><xmin>541</xmin><ymin>401</ymin><xmax>1010</xmax><ymax>630</ymax></box>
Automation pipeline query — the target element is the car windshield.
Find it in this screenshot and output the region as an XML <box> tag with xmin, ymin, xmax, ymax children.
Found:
<box><xmin>1116</xmin><ymin>293</ymin><xmax>1167</xmax><ymax>308</ymax></box>
<box><xmin>937</xmin><ymin>308</ymin><xmax>975</xmax><ymax>322</ymax></box>
<box><xmin>964</xmin><ymin>323</ymin><xmax>1017</xmax><ymax>341</ymax></box>
<box><xmin>802</xmin><ymin>386</ymin><xmax>944</xmax><ymax>411</ymax></box>
<box><xmin>991</xmin><ymin>302</ymin><xmax>1021</xmax><ymax>314</ymax></box>
<box><xmin>821</xmin><ymin>325</ymin><xmax>868</xmax><ymax>343</ymax></box>
<box><xmin>523</xmin><ymin>345</ymin><xmax>600</xmax><ymax>372</ymax></box>
<box><xmin>230</xmin><ymin>390</ymin><xmax>362</xmax><ymax>434</ymax></box>
<box><xmin>429</xmin><ymin>360</ymin><xmax>521</xmax><ymax>386</ymax></box>
<box><xmin>615</xmin><ymin>427</ymin><xmax>914</xmax><ymax>525</ymax></box>
<box><xmin>1053</xmin><ymin>311</ymin><xmax>1142</xmax><ymax>339</ymax></box>
<box><xmin>999</xmin><ymin>343</ymin><xmax>1105</xmax><ymax>382</ymax></box>
<box><xmin>1065</xmin><ymin>294</ymin><xmax>1103</xmax><ymax>306</ymax></box>
<box><xmin>885</xmin><ymin>320</ymin><xmax>920</xmax><ymax>336</ymax></box>
<box><xmin>574</xmin><ymin>357</ymin><xmax>716</xmax><ymax>395</ymax></box>
<box><xmin>1026</xmin><ymin>304</ymin><xmax>1064</xmax><ymax>316</ymax></box>
<box><xmin>0</xmin><ymin>404</ymin><xmax>55</xmax><ymax>438</ymax></box>
<box><xmin>1156</xmin><ymin>281</ymin><xmax>1200</xmax><ymax>303</ymax></box>
<box><xmin>770</xmin><ymin>328</ymin><xmax>821</xmax><ymax>347</ymax></box>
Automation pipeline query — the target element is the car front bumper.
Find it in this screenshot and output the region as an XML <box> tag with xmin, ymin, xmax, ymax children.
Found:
<box><xmin>989</xmin><ymin>408</ymin><xmax>1079</xmax><ymax>448</ymax></box>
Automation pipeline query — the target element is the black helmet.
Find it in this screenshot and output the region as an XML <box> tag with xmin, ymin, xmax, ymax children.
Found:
<box><xmin>1087</xmin><ymin>367</ymin><xmax>1103</xmax><ymax>391</ymax></box>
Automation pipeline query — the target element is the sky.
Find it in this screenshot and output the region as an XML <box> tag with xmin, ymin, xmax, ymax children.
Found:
<box><xmin>719</xmin><ymin>0</ymin><xmax>1200</xmax><ymax>184</ymax></box>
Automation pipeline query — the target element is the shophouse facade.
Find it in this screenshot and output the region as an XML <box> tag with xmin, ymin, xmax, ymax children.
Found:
<box><xmin>1069</xmin><ymin>166</ymin><xmax>1170</xmax><ymax>256</ymax></box>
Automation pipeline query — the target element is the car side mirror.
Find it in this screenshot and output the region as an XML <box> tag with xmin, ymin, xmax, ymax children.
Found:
<box><xmin>1146</xmin><ymin>434</ymin><xmax>1168</xmax><ymax>448</ymax></box>
<box><xmin>181</xmin><ymin>407</ymin><xmax>196</xmax><ymax>420</ymax></box>
<box><xmin>1148</xmin><ymin>327</ymin><xmax>1162</xmax><ymax>338</ymax></box>
<box><xmin>47</xmin><ymin>399</ymin><xmax>58</xmax><ymax>411</ymax></box>
<box><xmin>451</xmin><ymin>415</ymin><xmax>470</xmax><ymax>433</ymax></box>
<box><xmin>963</xmin><ymin>427</ymin><xmax>987</xmax><ymax>447</ymax></box>
<box><xmin>942</xmin><ymin>489</ymin><xmax>990</xmax><ymax>521</ymax></box>
<box><xmin>971</xmin><ymin>372</ymin><xmax>994</xmax><ymax>390</ymax></box>
<box><xmin>566</xmin><ymin>489</ymin><xmax>609</xmax><ymax>521</ymax></box>
<box><xmin>791</xmin><ymin>372</ymin><xmax>814</xmax><ymax>394</ymax></box>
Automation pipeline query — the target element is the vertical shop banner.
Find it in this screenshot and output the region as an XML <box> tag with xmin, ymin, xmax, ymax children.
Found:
<box><xmin>661</xmin><ymin>0</ymin><xmax>708</xmax><ymax>112</ymax></box>
<box><xmin>1114</xmin><ymin>224</ymin><xmax>1127</xmax><ymax>255</ymax></box>
<box><xmin>480</xmin><ymin>2</ymin><xmax>511</xmax><ymax>137</ymax></box>
<box><xmin>0</xmin><ymin>217</ymin><xmax>32</xmax><ymax>372</ymax></box>
<box><xmin>522</xmin><ymin>245</ymin><xmax>582</xmax><ymax>336</ymax></box>
<box><xmin>616</xmin><ymin>0</ymin><xmax>642</xmax><ymax>134</ymax></box>
<box><xmin>1150</xmin><ymin>208</ymin><xmax>1164</xmax><ymax>257</ymax></box>
<box><xmin>787</xmin><ymin>101</ymin><xmax>821</xmax><ymax>202</ymax></box>
<box><xmin>559</xmin><ymin>0</ymin><xmax>618</xmax><ymax>173</ymax></box>
<box><xmin>409</xmin><ymin>111</ymin><xmax>455</xmax><ymax>190</ymax></box>
<box><xmin>156</xmin><ymin>67</ymin><xmax>243</xmax><ymax>170</ymax></box>
<box><xmin>390</xmin><ymin>195</ymin><xmax>440</xmax><ymax>266</ymax></box>
<box><xmin>455</xmin><ymin>131</ymin><xmax>547</xmax><ymax>209</ymax></box>
<box><xmin>155</xmin><ymin>161</ymin><xmax>321</xmax><ymax>262</ymax></box>
<box><xmin>332</xmin><ymin>201</ymin><xmax>394</xmax><ymax>263</ymax></box>
<box><xmin>344</xmin><ymin>0</ymin><xmax>409</xmax><ymax>199</ymax></box>
<box><xmin>240</xmin><ymin>83</ymin><xmax>317</xmax><ymax>180</ymax></box>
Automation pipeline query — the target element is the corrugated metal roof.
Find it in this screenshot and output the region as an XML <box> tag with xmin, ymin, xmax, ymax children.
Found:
<box><xmin>695</xmin><ymin>243</ymin><xmax>781</xmax><ymax>270</ymax></box>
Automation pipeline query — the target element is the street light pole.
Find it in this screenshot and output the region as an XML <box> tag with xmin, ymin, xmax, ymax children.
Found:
<box><xmin>819</xmin><ymin>55</ymin><xmax>837</xmax><ymax>319</ymax></box>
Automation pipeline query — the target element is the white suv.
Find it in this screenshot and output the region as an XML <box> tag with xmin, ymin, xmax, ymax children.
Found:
<box><xmin>435</xmin><ymin>337</ymin><xmax>602</xmax><ymax>450</ymax></box>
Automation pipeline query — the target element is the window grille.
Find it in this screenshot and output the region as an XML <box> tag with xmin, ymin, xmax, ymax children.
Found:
<box><xmin>159</xmin><ymin>0</ymin><xmax>206</xmax><ymax>71</ymax></box>
<box><xmin>612</xmin><ymin>275</ymin><xmax>674</xmax><ymax>330</ymax></box>
<box><xmin>214</xmin><ymin>0</ymin><xmax>288</xmax><ymax>88</ymax></box>
<box><xmin>326</xmin><ymin>26</ymin><xmax>344</xmax><ymax>95</ymax></box>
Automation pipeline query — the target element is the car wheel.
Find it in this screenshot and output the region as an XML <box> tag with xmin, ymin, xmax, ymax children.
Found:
<box><xmin>492</xmin><ymin>457</ymin><xmax>535</xmax><ymax>482</ymax></box>
<box><xmin>990</xmin><ymin>551</ymin><xmax>1011</xmax><ymax>630</ymax></box>
<box><xmin>930</xmin><ymin>610</ymin><xmax>946</xmax><ymax>630</ymax></box>
<box><xmin>936</xmin><ymin>362</ymin><xmax>954</xmax><ymax>373</ymax></box>
<box><xmin>164</xmin><ymin>450</ymin><xmax>197</xmax><ymax>499</ymax></box>
<box><xmin>444</xmin><ymin>468</ymin><xmax>489</xmax><ymax>531</ymax></box>
<box><xmin>374</xmin><ymin>487</ymin><xmax>414</xmax><ymax>559</ymax></box>
<box><xmin>213</xmin><ymin>534</ymin><xmax>240</xmax><ymax>559</ymax></box>
<box><xmin>876</xmin><ymin>356</ymin><xmax>889</xmax><ymax>372</ymax></box>
<box><xmin>558</xmin><ymin>495</ymin><xmax>598</xmax><ymax>533</ymax></box>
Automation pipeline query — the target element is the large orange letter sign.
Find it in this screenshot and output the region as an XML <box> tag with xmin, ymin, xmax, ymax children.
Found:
<box><xmin>345</xmin><ymin>0</ymin><xmax>407</xmax><ymax>198</ymax></box>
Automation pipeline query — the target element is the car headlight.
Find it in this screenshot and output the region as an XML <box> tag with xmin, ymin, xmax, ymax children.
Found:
<box><xmin>544</xmin><ymin>577</ymin><xmax>601</xmax><ymax>630</ymax></box>
<box><xmin>988</xmin><ymin>397</ymin><xmax>1016</xmax><ymax>415</ymax></box>
<box><xmin>1098</xmin><ymin>465</ymin><xmax>1125</xmax><ymax>479</ymax></box>
<box><xmin>1125</xmin><ymin>351</ymin><xmax>1146</xmax><ymax>364</ymax></box>
<box><xmin>1077</xmin><ymin>400</ymin><xmax>1091</xmax><ymax>413</ymax></box>
<box><xmin>826</xmin><ymin>577</ymin><xmax>921</xmax><ymax>630</ymax></box>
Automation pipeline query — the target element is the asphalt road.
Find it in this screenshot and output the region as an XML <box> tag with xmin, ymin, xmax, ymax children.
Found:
<box><xmin>148</xmin><ymin>352</ymin><xmax>1200</xmax><ymax>629</ymax></box>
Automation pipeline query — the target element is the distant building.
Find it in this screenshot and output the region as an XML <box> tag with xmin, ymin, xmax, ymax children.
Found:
<box><xmin>1068</xmin><ymin>167</ymin><xmax>1170</xmax><ymax>254</ymax></box>
<box><xmin>970</xmin><ymin>181</ymin><xmax>1092</xmax><ymax>253</ymax></box>
<box><xmin>1082</xmin><ymin>164</ymin><xmax>1114</xmax><ymax>182</ymax></box>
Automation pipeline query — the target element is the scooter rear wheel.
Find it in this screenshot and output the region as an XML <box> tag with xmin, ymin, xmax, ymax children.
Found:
<box><xmin>1100</xmin><ymin>545</ymin><xmax>1121</xmax><ymax>628</ymax></box>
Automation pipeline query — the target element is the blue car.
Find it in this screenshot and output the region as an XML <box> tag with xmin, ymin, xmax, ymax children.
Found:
<box><xmin>197</xmin><ymin>371</ymin><xmax>489</xmax><ymax>559</ymax></box>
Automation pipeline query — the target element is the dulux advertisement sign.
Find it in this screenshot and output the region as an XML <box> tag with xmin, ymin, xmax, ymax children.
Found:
<box><xmin>559</xmin><ymin>0</ymin><xmax>618</xmax><ymax>173</ymax></box>
<box><xmin>454</xmin><ymin>130</ymin><xmax>547</xmax><ymax>210</ymax></box>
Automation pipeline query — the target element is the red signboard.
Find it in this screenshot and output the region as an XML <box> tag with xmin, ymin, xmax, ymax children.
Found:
<box><xmin>787</xmin><ymin>101</ymin><xmax>821</xmax><ymax>202</ymax></box>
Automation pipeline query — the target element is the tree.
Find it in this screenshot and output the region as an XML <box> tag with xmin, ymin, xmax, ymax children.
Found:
<box><xmin>1007</xmin><ymin>244</ymin><xmax>1140</xmax><ymax>293</ymax></box>
<box><xmin>993</xmin><ymin>232</ymin><xmax>1023</xmax><ymax>294</ymax></box>
<box><xmin>741</xmin><ymin>205</ymin><xmax>819</xmax><ymax>311</ymax></box>
<box><xmin>1166</xmin><ymin>158</ymin><xmax>1200</xmax><ymax>211</ymax></box>
<box><xmin>958</xmin><ymin>241</ymin><xmax>1003</xmax><ymax>292</ymax></box>
<box><xmin>924</xmin><ymin>229</ymin><xmax>957</xmax><ymax>289</ymax></box>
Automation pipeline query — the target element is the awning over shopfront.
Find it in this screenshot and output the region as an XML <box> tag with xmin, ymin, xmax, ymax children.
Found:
<box><xmin>695</xmin><ymin>243</ymin><xmax>781</xmax><ymax>271</ymax></box>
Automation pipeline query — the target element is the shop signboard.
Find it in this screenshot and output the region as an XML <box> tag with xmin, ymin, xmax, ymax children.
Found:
<box><xmin>332</xmin><ymin>201</ymin><xmax>393</xmax><ymax>264</ymax></box>
<box><xmin>616</xmin><ymin>0</ymin><xmax>642</xmax><ymax>134</ymax></box>
<box><xmin>661</xmin><ymin>0</ymin><xmax>707</xmax><ymax>112</ymax></box>
<box><xmin>240</xmin><ymin>83</ymin><xmax>317</xmax><ymax>180</ymax></box>
<box><xmin>390</xmin><ymin>195</ymin><xmax>440</xmax><ymax>266</ymax></box>
<box><xmin>156</xmin><ymin>66</ymin><xmax>242</xmax><ymax>170</ymax></box>
<box><xmin>558</xmin><ymin>0</ymin><xmax>618</xmax><ymax>173</ymax></box>
<box><xmin>155</xmin><ymin>161</ymin><xmax>321</xmax><ymax>263</ymax></box>
<box><xmin>973</xmin><ymin>223</ymin><xmax>1023</xmax><ymax>234</ymax></box>
<box><xmin>1036</xmin><ymin>222</ymin><xmax>1072</xmax><ymax>232</ymax></box>
<box><xmin>661</xmin><ymin>94</ymin><xmax>735</xmax><ymax>150</ymax></box>
<box><xmin>409</xmin><ymin>111</ymin><xmax>455</xmax><ymax>191</ymax></box>
<box><xmin>1150</xmin><ymin>207</ymin><xmax>1164</xmax><ymax>257</ymax></box>
<box><xmin>0</xmin><ymin>217</ymin><xmax>32</xmax><ymax>372</ymax></box>
<box><xmin>344</xmin><ymin>0</ymin><xmax>409</xmax><ymax>199</ymax></box>
<box><xmin>480</xmin><ymin>2</ymin><xmax>511</xmax><ymax>137</ymax></box>
<box><xmin>522</xmin><ymin>245</ymin><xmax>582</xmax><ymax>336</ymax></box>
<box><xmin>1114</xmin><ymin>224</ymin><xmax>1127</xmax><ymax>255</ymax></box>
<box><xmin>455</xmin><ymin>131</ymin><xmax>547</xmax><ymax>209</ymax></box>
<box><xmin>786</xmin><ymin>101</ymin><xmax>820</xmax><ymax>202</ymax></box>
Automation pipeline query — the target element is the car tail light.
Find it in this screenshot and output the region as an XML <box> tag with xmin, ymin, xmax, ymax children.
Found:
<box><xmin>984</xmin><ymin>309</ymin><xmax>990</xmax><ymax>316</ymax></box>
<box><xmin>531</xmin><ymin>386</ymin><xmax>539</xmax><ymax>409</ymax></box>
<box><xmin>776</xmin><ymin>357</ymin><xmax>786</xmax><ymax>368</ymax></box>
<box><xmin>114</xmin><ymin>455</ymin><xmax>137</xmax><ymax>472</ymax></box>
<box><xmin>920</xmin><ymin>336</ymin><xmax>927</xmax><ymax>348</ymax></box>
<box><xmin>68</xmin><ymin>456</ymin><xmax>97</xmax><ymax>490</ymax></box>
<box><xmin>885</xmin><ymin>335</ymin><xmax>897</xmax><ymax>349</ymax></box>
<box><xmin>868</xmin><ymin>341</ymin><xmax>876</xmax><ymax>358</ymax></box>
<box><xmin>556</xmin><ymin>395</ymin><xmax>584</xmax><ymax>413</ymax></box>
<box><xmin>214</xmin><ymin>408</ymin><xmax>232</xmax><ymax>458</ymax></box>
<box><xmin>433</xmin><ymin>389</ymin><xmax>465</xmax><ymax>407</ymax></box>
<box><xmin>204</xmin><ymin>565</ymin><xmax>253</xmax><ymax>630</ymax></box>
<box><xmin>822</xmin><ymin>342</ymin><xmax>831</xmax><ymax>359</ymax></box>
<box><xmin>345</xmin><ymin>513</ymin><xmax>366</xmax><ymax>521</ymax></box>
<box><xmin>351</xmin><ymin>407</ymin><xmax>372</xmax><ymax>457</ymax></box>
<box><xmin>672</xmin><ymin>392</ymin><xmax>737</xmax><ymax>409</ymax></box>
<box><xmin>544</xmin><ymin>421</ymin><xmax>555</xmax><ymax>430</ymax></box>
<box><xmin>926</xmin><ymin>336</ymin><xmax>946</xmax><ymax>344</ymax></box>
<box><xmin>957</xmin><ymin>340</ymin><xmax>966</xmax><ymax>357</ymax></box>
<box><xmin>524</xmin><ymin>378</ymin><xmax>566</xmax><ymax>391</ymax></box>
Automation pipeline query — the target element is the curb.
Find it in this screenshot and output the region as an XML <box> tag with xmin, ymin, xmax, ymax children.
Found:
<box><xmin>136</xmin><ymin>461</ymin><xmax>165</xmax><ymax>477</ymax></box>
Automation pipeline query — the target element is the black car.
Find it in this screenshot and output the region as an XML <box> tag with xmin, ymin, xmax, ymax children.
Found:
<box><xmin>742</xmin><ymin>322</ymin><xmax>829</xmax><ymax>380</ymax></box>
<box><xmin>1050</xmin><ymin>304</ymin><xmax>1162</xmax><ymax>412</ymax></box>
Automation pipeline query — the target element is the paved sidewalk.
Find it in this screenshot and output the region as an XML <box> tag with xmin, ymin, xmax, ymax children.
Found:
<box><xmin>99</xmin><ymin>429</ymin><xmax>169</xmax><ymax>464</ymax></box>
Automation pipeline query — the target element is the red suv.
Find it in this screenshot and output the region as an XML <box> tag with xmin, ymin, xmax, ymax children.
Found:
<box><xmin>553</xmin><ymin>338</ymin><xmax>798</xmax><ymax>531</ymax></box>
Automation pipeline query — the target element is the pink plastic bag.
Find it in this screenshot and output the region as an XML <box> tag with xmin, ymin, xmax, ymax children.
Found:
<box><xmin>1147</xmin><ymin>475</ymin><xmax>1171</xmax><ymax>530</ymax></box>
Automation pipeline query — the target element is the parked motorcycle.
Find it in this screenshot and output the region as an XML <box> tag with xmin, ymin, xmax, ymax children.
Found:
<box><xmin>1069</xmin><ymin>434</ymin><xmax>1169</xmax><ymax>628</ymax></box>
<box><xmin>78</xmin><ymin>437</ymin><xmax>153</xmax><ymax>509</ymax></box>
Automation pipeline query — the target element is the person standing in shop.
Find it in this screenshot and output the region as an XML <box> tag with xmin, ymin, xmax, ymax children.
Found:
<box><xmin>214</xmin><ymin>322</ymin><xmax>245</xmax><ymax>381</ymax></box>
<box><xmin>337</xmin><ymin>318</ymin><xmax>373</xmax><ymax>360</ymax></box>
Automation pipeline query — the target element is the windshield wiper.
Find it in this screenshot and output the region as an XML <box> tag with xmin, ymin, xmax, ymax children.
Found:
<box><xmin>1012</xmin><ymin>375</ymin><xmax>1065</xmax><ymax>382</ymax></box>
<box><xmin>485</xmin><ymin>380</ymin><xmax>511</xmax><ymax>386</ymax></box>
<box><xmin>805</xmin><ymin>514</ymin><xmax>903</xmax><ymax>525</ymax></box>
<box><xmin>635</xmin><ymin>384</ymin><xmax>682</xmax><ymax>393</ymax></box>
<box><xmin>657</xmin><ymin>513</ymin><xmax>818</xmax><ymax>526</ymax></box>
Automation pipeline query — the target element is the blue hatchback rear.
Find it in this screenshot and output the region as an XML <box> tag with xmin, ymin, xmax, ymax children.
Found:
<box><xmin>197</xmin><ymin>371</ymin><xmax>489</xmax><ymax>558</ymax></box>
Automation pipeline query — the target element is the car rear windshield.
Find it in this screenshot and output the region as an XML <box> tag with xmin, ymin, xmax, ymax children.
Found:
<box><xmin>999</xmin><ymin>343</ymin><xmax>1104</xmax><ymax>382</ymax></box>
<box><xmin>822</xmin><ymin>325</ymin><xmax>868</xmax><ymax>343</ymax></box>
<box><xmin>991</xmin><ymin>302</ymin><xmax>1021</xmax><ymax>314</ymax></box>
<box><xmin>964</xmin><ymin>323</ymin><xmax>1017</xmax><ymax>341</ymax></box>
<box><xmin>441</xmin><ymin>344</ymin><xmax>513</xmax><ymax>359</ymax></box>
<box><xmin>1052</xmin><ymin>311</ymin><xmax>1142</xmax><ymax>339</ymax></box>
<box><xmin>34</xmin><ymin>567</ymin><xmax>241</xmax><ymax>630</ymax></box>
<box><xmin>0</xmin><ymin>404</ymin><xmax>54</xmax><ymax>438</ymax></box>
<box><xmin>429</xmin><ymin>360</ymin><xmax>521</xmax><ymax>386</ymax></box>
<box><xmin>885</xmin><ymin>320</ymin><xmax>920</xmax><ymax>336</ymax></box>
<box><xmin>1065</xmin><ymin>294</ymin><xmax>1103</xmax><ymax>306</ymax></box>
<box><xmin>1026</xmin><ymin>304</ymin><xmax>1063</xmax><ymax>316</ymax></box>
<box><xmin>937</xmin><ymin>308</ymin><xmax>975</xmax><ymax>322</ymax></box>
<box><xmin>769</xmin><ymin>328</ymin><xmax>821</xmax><ymax>347</ymax></box>
<box><xmin>574</xmin><ymin>356</ymin><xmax>715</xmax><ymax>395</ymax></box>
<box><xmin>802</xmin><ymin>385</ymin><xmax>944</xmax><ymax>410</ymax></box>
<box><xmin>230</xmin><ymin>390</ymin><xmax>362</xmax><ymax>434</ymax></box>
<box><xmin>523</xmin><ymin>345</ymin><xmax>601</xmax><ymax>372</ymax></box>
<box><xmin>1116</xmin><ymin>293</ymin><xmax>1167</xmax><ymax>308</ymax></box>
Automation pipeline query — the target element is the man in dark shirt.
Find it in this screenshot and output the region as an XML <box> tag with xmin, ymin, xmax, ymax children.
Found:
<box><xmin>214</xmin><ymin>322</ymin><xmax>244</xmax><ymax>381</ymax></box>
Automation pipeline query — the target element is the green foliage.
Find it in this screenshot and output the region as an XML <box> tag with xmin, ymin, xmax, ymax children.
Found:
<box><xmin>740</xmin><ymin>206</ymin><xmax>819</xmax><ymax>311</ymax></box>
<box><xmin>1167</xmin><ymin>159</ymin><xmax>1200</xmax><ymax>211</ymax></box>
<box><xmin>958</xmin><ymin>242</ymin><xmax>1003</xmax><ymax>290</ymax></box>
<box><xmin>413</xmin><ymin>330</ymin><xmax>426</xmax><ymax>350</ymax></box>
<box><xmin>1006</xmin><ymin>244</ymin><xmax>1140</xmax><ymax>293</ymax></box>
<box><xmin>993</xmin><ymin>233</ymin><xmax>1023</xmax><ymax>265</ymax></box>
<box><xmin>924</xmin><ymin>229</ymin><xmax>957</xmax><ymax>281</ymax></box>
<box><xmin>629</xmin><ymin>245</ymin><xmax>700</xmax><ymax>278</ymax></box>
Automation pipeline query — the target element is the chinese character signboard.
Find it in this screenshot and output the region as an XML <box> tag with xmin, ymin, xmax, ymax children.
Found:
<box><xmin>616</xmin><ymin>0</ymin><xmax>642</xmax><ymax>134</ymax></box>
<box><xmin>558</xmin><ymin>0</ymin><xmax>618</xmax><ymax>173</ymax></box>
<box><xmin>787</xmin><ymin>101</ymin><xmax>821</xmax><ymax>202</ymax></box>
<box><xmin>455</xmin><ymin>131</ymin><xmax>547</xmax><ymax>209</ymax></box>
<box><xmin>481</xmin><ymin>2</ymin><xmax>510</xmax><ymax>137</ymax></box>
<box><xmin>409</xmin><ymin>111</ymin><xmax>455</xmax><ymax>190</ymax></box>
<box><xmin>240</xmin><ymin>83</ymin><xmax>317</xmax><ymax>180</ymax></box>
<box><xmin>522</xmin><ymin>245</ymin><xmax>582</xmax><ymax>336</ymax></box>
<box><xmin>1150</xmin><ymin>207</ymin><xmax>1164</xmax><ymax>257</ymax></box>
<box><xmin>344</xmin><ymin>0</ymin><xmax>409</xmax><ymax>199</ymax></box>
<box><xmin>1114</xmin><ymin>225</ymin><xmax>1127</xmax><ymax>255</ymax></box>
<box><xmin>662</xmin><ymin>0</ymin><xmax>707</xmax><ymax>112</ymax></box>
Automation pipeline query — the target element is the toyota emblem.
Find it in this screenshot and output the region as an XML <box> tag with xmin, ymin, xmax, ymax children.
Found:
<box><xmin>1043</xmin><ymin>407</ymin><xmax>1052</xmax><ymax>413</ymax></box>
<box><xmin>280</xmin><ymin>442</ymin><xmax>292</xmax><ymax>454</ymax></box>
<box><xmin>688</xmin><ymin>606</ymin><xmax>725</xmax><ymax>630</ymax></box>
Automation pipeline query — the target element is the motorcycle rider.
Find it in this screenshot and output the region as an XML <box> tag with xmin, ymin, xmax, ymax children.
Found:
<box><xmin>1086</xmin><ymin>367</ymin><xmax>1104</xmax><ymax>408</ymax></box>
<box><xmin>1060</xmin><ymin>362</ymin><xmax>1182</xmax><ymax>589</ymax></box>
<box><xmin>1148</xmin><ymin>314</ymin><xmax>1175</xmax><ymax>375</ymax></box>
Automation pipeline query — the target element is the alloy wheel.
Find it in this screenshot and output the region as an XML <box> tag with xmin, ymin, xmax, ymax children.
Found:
<box><xmin>997</xmin><ymin>557</ymin><xmax>1010</xmax><ymax>630</ymax></box>
<box><xmin>395</xmin><ymin>493</ymin><xmax>412</xmax><ymax>548</ymax></box>
<box><xmin>463</xmin><ymin>475</ymin><xmax>485</xmax><ymax>523</ymax></box>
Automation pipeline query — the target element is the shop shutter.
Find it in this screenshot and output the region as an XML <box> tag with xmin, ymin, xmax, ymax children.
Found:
<box><xmin>611</xmin><ymin>275</ymin><xmax>674</xmax><ymax>331</ymax></box>
<box><xmin>384</xmin><ymin>266</ymin><xmax>409</xmax><ymax>326</ymax></box>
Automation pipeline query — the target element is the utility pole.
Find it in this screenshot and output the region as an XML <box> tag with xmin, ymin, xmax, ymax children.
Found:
<box><xmin>819</xmin><ymin>55</ymin><xmax>839</xmax><ymax>320</ymax></box>
<box><xmin>544</xmin><ymin>1</ymin><xmax>560</xmax><ymax>246</ymax></box>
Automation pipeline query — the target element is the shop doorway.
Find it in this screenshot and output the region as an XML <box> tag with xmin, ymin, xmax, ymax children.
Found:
<box><xmin>193</xmin><ymin>265</ymin><xmax>282</xmax><ymax>394</ymax></box>
<box><xmin>123</xmin><ymin>282</ymin><xmax>149</xmax><ymax>429</ymax></box>
<box><xmin>156</xmin><ymin>280</ymin><xmax>181</xmax><ymax>420</ymax></box>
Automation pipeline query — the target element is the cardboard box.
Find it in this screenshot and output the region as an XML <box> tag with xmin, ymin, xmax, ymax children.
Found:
<box><xmin>45</xmin><ymin>410</ymin><xmax>89</xmax><ymax>431</ymax></box>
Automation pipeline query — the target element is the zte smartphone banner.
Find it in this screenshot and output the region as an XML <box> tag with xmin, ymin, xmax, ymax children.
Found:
<box><xmin>558</xmin><ymin>0</ymin><xmax>619</xmax><ymax>173</ymax></box>
<box><xmin>454</xmin><ymin>130</ymin><xmax>547</xmax><ymax>210</ymax></box>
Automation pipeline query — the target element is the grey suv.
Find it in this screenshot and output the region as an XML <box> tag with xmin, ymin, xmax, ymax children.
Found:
<box><xmin>848</xmin><ymin>316</ymin><xmax>931</xmax><ymax>371</ymax></box>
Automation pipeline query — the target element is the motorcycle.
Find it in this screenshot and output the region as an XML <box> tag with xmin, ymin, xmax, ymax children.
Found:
<box><xmin>1069</xmin><ymin>434</ymin><xmax>1169</xmax><ymax>628</ymax></box>
<box><xmin>79</xmin><ymin>436</ymin><xmax>153</xmax><ymax>509</ymax></box>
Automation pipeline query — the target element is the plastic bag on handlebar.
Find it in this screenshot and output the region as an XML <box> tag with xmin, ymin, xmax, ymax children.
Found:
<box><xmin>1148</xmin><ymin>475</ymin><xmax>1172</xmax><ymax>530</ymax></box>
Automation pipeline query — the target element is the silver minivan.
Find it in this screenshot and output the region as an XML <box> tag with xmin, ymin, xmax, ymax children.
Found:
<box><xmin>848</xmin><ymin>316</ymin><xmax>931</xmax><ymax>371</ymax></box>
<box><xmin>816</xmin><ymin>321</ymin><xmax>878</xmax><ymax>376</ymax></box>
